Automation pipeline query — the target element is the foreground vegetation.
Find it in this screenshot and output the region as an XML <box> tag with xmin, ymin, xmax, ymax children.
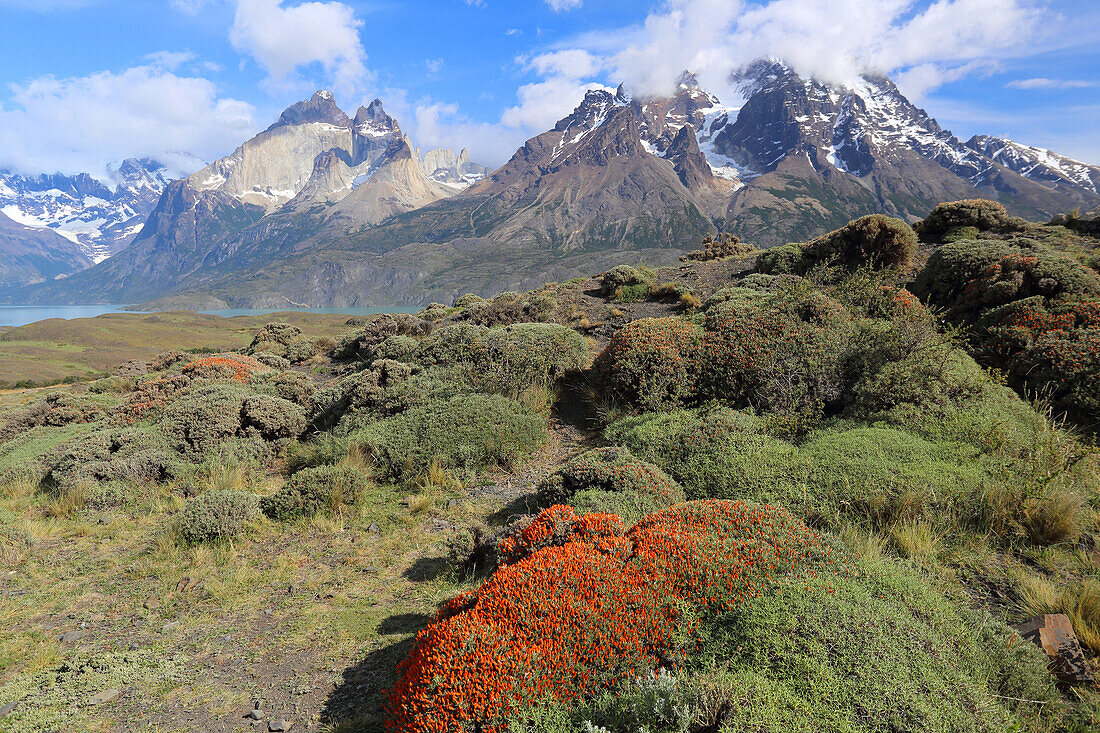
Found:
<box><xmin>0</xmin><ymin>201</ymin><xmax>1098</xmax><ymax>732</ymax></box>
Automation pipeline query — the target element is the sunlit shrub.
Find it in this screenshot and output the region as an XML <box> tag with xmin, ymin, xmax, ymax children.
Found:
<box><xmin>596</xmin><ymin>317</ymin><xmax>703</xmax><ymax>411</ymax></box>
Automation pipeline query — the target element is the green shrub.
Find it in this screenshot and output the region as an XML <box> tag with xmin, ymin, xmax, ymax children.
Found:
<box><xmin>252</xmin><ymin>352</ymin><xmax>291</xmax><ymax>370</ymax></box>
<box><xmin>806</xmin><ymin>214</ymin><xmax>917</xmax><ymax>270</ymax></box>
<box><xmin>414</xmin><ymin>323</ymin><xmax>487</xmax><ymax>366</ymax></box>
<box><xmin>260</xmin><ymin>464</ymin><xmax>369</xmax><ymax>521</ymax></box>
<box><xmin>529</xmin><ymin>553</ymin><xmax>1058</xmax><ymax>733</ymax></box>
<box><xmin>0</xmin><ymin>392</ymin><xmax>105</xmax><ymax>442</ymax></box>
<box><xmin>756</xmin><ymin>242</ymin><xmax>809</xmax><ymax>275</ymax></box>
<box><xmin>600</xmin><ymin>266</ymin><xmax>651</xmax><ymax>298</ymax></box>
<box><xmin>308</xmin><ymin>360</ymin><xmax>416</xmax><ymax>431</ymax></box>
<box><xmin>44</xmin><ymin>426</ymin><xmax>179</xmax><ymax>492</ymax></box>
<box><xmin>596</xmin><ymin>317</ymin><xmax>704</xmax><ymax>411</ymax></box>
<box><xmin>247</xmin><ymin>322</ymin><xmax>302</xmax><ymax>357</ymax></box>
<box><xmin>702</xmin><ymin>286</ymin><xmax>853</xmax><ymax>425</ymax></box>
<box><xmin>536</xmin><ymin>446</ymin><xmax>686</xmax><ymax>523</ymax></box>
<box><xmin>88</xmin><ymin>376</ymin><xmax>137</xmax><ymax>394</ymax></box>
<box><xmin>454</xmin><ymin>293</ymin><xmax>486</xmax><ymax>308</ymax></box>
<box><xmin>353</xmin><ymin>394</ymin><xmax>546</xmax><ymax>480</ymax></box>
<box><xmin>284</xmin><ymin>339</ymin><xmax>317</xmax><ymax>363</ymax></box>
<box><xmin>331</xmin><ymin>314</ymin><xmax>430</xmax><ymax>361</ymax></box>
<box><xmin>179</xmin><ymin>490</ymin><xmax>259</xmax><ymax>543</ymax></box>
<box><xmin>473</xmin><ymin>323</ymin><xmax>589</xmax><ymax>395</ymax></box>
<box><xmin>607</xmin><ymin>408</ymin><xmax>798</xmax><ymax>505</ymax></box>
<box><xmin>249</xmin><ymin>369</ymin><xmax>315</xmax><ymax>407</ymax></box>
<box><xmin>610</xmin><ymin>409</ymin><xmax>993</xmax><ymax>530</ymax></box>
<box><xmin>917</xmin><ymin>199</ymin><xmax>1027</xmax><ymax>243</ymax></box>
<box><xmin>756</xmin><ymin>216</ymin><xmax>916</xmax><ymax>276</ymax></box>
<box><xmin>375</xmin><ymin>334</ymin><xmax>419</xmax><ymax>362</ymax></box>
<box><xmin>240</xmin><ymin>394</ymin><xmax>306</xmax><ymax>441</ymax></box>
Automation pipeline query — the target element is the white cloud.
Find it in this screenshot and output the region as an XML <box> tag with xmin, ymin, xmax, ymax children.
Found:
<box><xmin>0</xmin><ymin>64</ymin><xmax>257</xmax><ymax>179</ymax></box>
<box><xmin>413</xmin><ymin>102</ymin><xmax>525</xmax><ymax>168</ymax></box>
<box><xmin>545</xmin><ymin>0</ymin><xmax>583</xmax><ymax>10</ymax></box>
<box><xmin>1007</xmin><ymin>77</ymin><xmax>1098</xmax><ymax>89</ymax></box>
<box><xmin>561</xmin><ymin>0</ymin><xmax>1054</xmax><ymax>100</ymax></box>
<box><xmin>143</xmin><ymin>50</ymin><xmax>198</xmax><ymax>71</ymax></box>
<box><xmin>229</xmin><ymin>0</ymin><xmax>371</xmax><ymax>97</ymax></box>
<box><xmin>425</xmin><ymin>58</ymin><xmax>445</xmax><ymax>74</ymax></box>
<box><xmin>170</xmin><ymin>0</ymin><xmax>215</xmax><ymax>13</ymax></box>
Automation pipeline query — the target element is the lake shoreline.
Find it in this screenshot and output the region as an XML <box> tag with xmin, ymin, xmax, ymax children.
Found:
<box><xmin>0</xmin><ymin>304</ymin><xmax>420</xmax><ymax>328</ymax></box>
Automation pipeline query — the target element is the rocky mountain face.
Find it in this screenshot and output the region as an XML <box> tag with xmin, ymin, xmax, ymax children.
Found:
<box><xmin>11</xmin><ymin>92</ymin><xmax>486</xmax><ymax>304</ymax></box>
<box><xmin>10</xmin><ymin>65</ymin><xmax>1100</xmax><ymax>307</ymax></box>
<box><xmin>0</xmin><ymin>210</ymin><xmax>94</xmax><ymax>288</ymax></box>
<box><xmin>0</xmin><ymin>158</ymin><xmax>168</xmax><ymax>266</ymax></box>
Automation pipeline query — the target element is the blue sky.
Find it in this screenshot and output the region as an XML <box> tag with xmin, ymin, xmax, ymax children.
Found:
<box><xmin>0</xmin><ymin>0</ymin><xmax>1097</xmax><ymax>179</ymax></box>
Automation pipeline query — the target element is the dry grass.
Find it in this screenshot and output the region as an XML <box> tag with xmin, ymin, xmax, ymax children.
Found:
<box><xmin>1063</xmin><ymin>580</ymin><xmax>1100</xmax><ymax>653</ymax></box>
<box><xmin>890</xmin><ymin>521</ymin><xmax>942</xmax><ymax>565</ymax></box>
<box><xmin>1015</xmin><ymin>573</ymin><xmax>1061</xmax><ymax>618</ymax></box>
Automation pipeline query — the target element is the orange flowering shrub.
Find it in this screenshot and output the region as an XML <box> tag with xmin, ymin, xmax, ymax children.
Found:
<box><xmin>981</xmin><ymin>297</ymin><xmax>1100</xmax><ymax>424</ymax></box>
<box><xmin>181</xmin><ymin>354</ymin><xmax>270</xmax><ymax>383</ymax></box>
<box><xmin>596</xmin><ymin>317</ymin><xmax>703</xmax><ymax>410</ymax></box>
<box><xmin>112</xmin><ymin>374</ymin><xmax>191</xmax><ymax>425</ymax></box>
<box><xmin>385</xmin><ymin>500</ymin><xmax>850</xmax><ymax>732</ymax></box>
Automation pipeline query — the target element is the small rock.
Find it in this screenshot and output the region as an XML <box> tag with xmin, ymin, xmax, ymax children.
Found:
<box><xmin>287</xmin><ymin>584</ymin><xmax>296</xmax><ymax>596</ymax></box>
<box><xmin>253</xmin><ymin>698</ymin><xmax>265</xmax><ymax>709</ymax></box>
<box><xmin>246</xmin><ymin>709</ymin><xmax>264</xmax><ymax>720</ymax></box>
<box><xmin>269</xmin><ymin>721</ymin><xmax>291</xmax><ymax>732</ymax></box>
<box><xmin>161</xmin><ymin>621</ymin><xmax>180</xmax><ymax>632</ymax></box>
<box><xmin>1016</xmin><ymin>614</ymin><xmax>1095</xmax><ymax>685</ymax></box>
<box><xmin>446</xmin><ymin>499</ymin><xmax>460</xmax><ymax>509</ymax></box>
<box><xmin>367</xmin><ymin>523</ymin><xmax>380</xmax><ymax>534</ymax></box>
<box><xmin>128</xmin><ymin>643</ymin><xmax>139</xmax><ymax>651</ymax></box>
<box><xmin>0</xmin><ymin>701</ymin><xmax>17</xmax><ymax>717</ymax></box>
<box><xmin>144</xmin><ymin>595</ymin><xmax>161</xmax><ymax>610</ymax></box>
<box><xmin>87</xmin><ymin>689</ymin><xmax>120</xmax><ymax>706</ymax></box>
<box><xmin>58</xmin><ymin>630</ymin><xmax>83</xmax><ymax>643</ymax></box>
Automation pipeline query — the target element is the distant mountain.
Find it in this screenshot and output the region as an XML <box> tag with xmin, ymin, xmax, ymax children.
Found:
<box><xmin>0</xmin><ymin>159</ymin><xmax>169</xmax><ymax>264</ymax></box>
<box><xmin>12</xmin><ymin>92</ymin><xmax>487</xmax><ymax>305</ymax></box>
<box><xmin>0</xmin><ymin>210</ymin><xmax>93</xmax><ymax>288</ymax></box>
<box><xmin>10</xmin><ymin>65</ymin><xmax>1099</xmax><ymax>307</ymax></box>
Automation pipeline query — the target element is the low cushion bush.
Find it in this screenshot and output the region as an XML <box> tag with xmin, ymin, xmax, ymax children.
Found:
<box><xmin>260</xmin><ymin>464</ymin><xmax>368</xmax><ymax>521</ymax></box>
<box><xmin>917</xmin><ymin>199</ymin><xmax>1027</xmax><ymax>243</ymax></box>
<box><xmin>756</xmin><ymin>215</ymin><xmax>916</xmax><ymax>275</ymax></box>
<box><xmin>385</xmin><ymin>500</ymin><xmax>848</xmax><ymax>732</ymax></box>
<box><xmin>472</xmin><ymin>322</ymin><xmax>589</xmax><ymax>395</ymax></box>
<box><xmin>179</xmin><ymin>490</ymin><xmax>259</xmax><ymax>543</ymax></box>
<box><xmin>44</xmin><ymin>426</ymin><xmax>178</xmax><ymax>492</ymax></box>
<box><xmin>353</xmin><ymin>394</ymin><xmax>546</xmax><ymax>480</ymax></box>
<box><xmin>596</xmin><ymin>317</ymin><xmax>703</xmax><ymax>411</ymax></box>
<box><xmin>536</xmin><ymin>446</ymin><xmax>686</xmax><ymax>523</ymax></box>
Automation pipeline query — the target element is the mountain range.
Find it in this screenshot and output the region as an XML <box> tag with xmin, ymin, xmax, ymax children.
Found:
<box><xmin>4</xmin><ymin>60</ymin><xmax>1098</xmax><ymax>307</ymax></box>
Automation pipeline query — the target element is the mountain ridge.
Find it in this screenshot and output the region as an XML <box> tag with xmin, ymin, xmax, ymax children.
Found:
<box><xmin>7</xmin><ymin>62</ymin><xmax>1099</xmax><ymax>307</ymax></box>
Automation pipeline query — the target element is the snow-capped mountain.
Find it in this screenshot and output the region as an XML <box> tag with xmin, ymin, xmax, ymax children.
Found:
<box><xmin>964</xmin><ymin>135</ymin><xmax>1100</xmax><ymax>196</ymax></box>
<box><xmin>11</xmin><ymin>91</ymin><xmax>488</xmax><ymax>304</ymax></box>
<box><xmin>0</xmin><ymin>158</ymin><xmax>168</xmax><ymax>263</ymax></box>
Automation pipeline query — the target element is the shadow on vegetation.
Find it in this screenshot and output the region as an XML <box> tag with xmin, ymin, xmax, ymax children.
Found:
<box><xmin>320</xmin><ymin>632</ymin><xmax>417</xmax><ymax>733</ymax></box>
<box><xmin>401</xmin><ymin>556</ymin><xmax>450</xmax><ymax>583</ymax></box>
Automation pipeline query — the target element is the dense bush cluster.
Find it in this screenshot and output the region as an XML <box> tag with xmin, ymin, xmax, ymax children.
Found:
<box><xmin>913</xmin><ymin>238</ymin><xmax>1100</xmax><ymax>427</ymax></box>
<box><xmin>386</xmin><ymin>500</ymin><xmax>847</xmax><ymax>733</ymax></box>
<box><xmin>0</xmin><ymin>393</ymin><xmax>104</xmax><ymax>441</ymax></box>
<box><xmin>247</xmin><ymin>322</ymin><xmax>316</xmax><ymax>362</ymax></box>
<box><xmin>179</xmin><ymin>490</ymin><xmax>259</xmax><ymax>543</ymax></box>
<box><xmin>44</xmin><ymin>427</ymin><xmax>178</xmax><ymax>493</ymax></box>
<box><xmin>536</xmin><ymin>447</ymin><xmax>685</xmax><ymax>523</ymax></box>
<box><xmin>163</xmin><ymin>384</ymin><xmax>304</xmax><ymax>456</ymax></box>
<box><xmin>600</xmin><ymin>266</ymin><xmax>653</xmax><ymax>301</ymax></box>
<box><xmin>916</xmin><ymin>199</ymin><xmax>1028</xmax><ymax>243</ymax></box>
<box><xmin>332</xmin><ymin>314</ymin><xmax>431</xmax><ymax>361</ymax></box>
<box><xmin>757</xmin><ymin>215</ymin><xmax>916</xmax><ymax>275</ymax></box>
<box><xmin>181</xmin><ymin>354</ymin><xmax>270</xmax><ymax>382</ymax></box>
<box><xmin>472</xmin><ymin>323</ymin><xmax>589</xmax><ymax>395</ymax></box>
<box><xmin>596</xmin><ymin>318</ymin><xmax>703</xmax><ymax>411</ymax></box>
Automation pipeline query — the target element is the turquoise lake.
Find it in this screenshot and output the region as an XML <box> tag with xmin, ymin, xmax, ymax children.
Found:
<box><xmin>0</xmin><ymin>305</ymin><xmax>419</xmax><ymax>328</ymax></box>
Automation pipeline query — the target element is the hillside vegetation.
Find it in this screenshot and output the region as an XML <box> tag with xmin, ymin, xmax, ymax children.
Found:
<box><xmin>0</xmin><ymin>201</ymin><xmax>1098</xmax><ymax>733</ymax></box>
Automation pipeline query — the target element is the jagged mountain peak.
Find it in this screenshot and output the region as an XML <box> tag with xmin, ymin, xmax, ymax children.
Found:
<box><xmin>267</xmin><ymin>90</ymin><xmax>352</xmax><ymax>132</ymax></box>
<box><xmin>354</xmin><ymin>99</ymin><xmax>399</xmax><ymax>136</ymax></box>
